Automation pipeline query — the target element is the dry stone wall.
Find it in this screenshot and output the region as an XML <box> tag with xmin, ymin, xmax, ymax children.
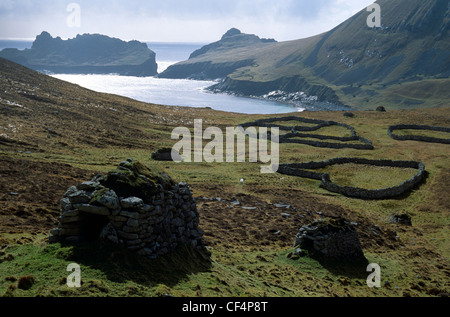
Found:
<box><xmin>49</xmin><ymin>159</ymin><xmax>204</xmax><ymax>259</ymax></box>
<box><xmin>240</xmin><ymin>116</ymin><xmax>374</xmax><ymax>150</ymax></box>
<box><xmin>279</xmin><ymin>158</ymin><xmax>426</xmax><ymax>200</ymax></box>
<box><xmin>388</xmin><ymin>125</ymin><xmax>450</xmax><ymax>144</ymax></box>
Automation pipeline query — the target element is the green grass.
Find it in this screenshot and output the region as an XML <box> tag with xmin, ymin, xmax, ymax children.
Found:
<box><xmin>0</xmin><ymin>238</ymin><xmax>213</xmax><ymax>297</ymax></box>
<box><xmin>394</xmin><ymin>129</ymin><xmax>450</xmax><ymax>139</ymax></box>
<box><xmin>0</xmin><ymin>238</ymin><xmax>414</xmax><ymax>298</ymax></box>
<box><xmin>337</xmin><ymin>78</ymin><xmax>450</xmax><ymax>110</ymax></box>
<box><xmin>312</xmin><ymin>164</ymin><xmax>419</xmax><ymax>190</ymax></box>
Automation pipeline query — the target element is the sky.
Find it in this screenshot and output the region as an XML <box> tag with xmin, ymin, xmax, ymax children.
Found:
<box><xmin>0</xmin><ymin>0</ymin><xmax>376</xmax><ymax>43</ymax></box>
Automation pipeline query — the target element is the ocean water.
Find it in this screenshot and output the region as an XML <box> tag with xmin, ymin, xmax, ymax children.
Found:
<box><xmin>0</xmin><ymin>40</ymin><xmax>33</xmax><ymax>51</ymax></box>
<box><xmin>1</xmin><ymin>40</ymin><xmax>302</xmax><ymax>114</ymax></box>
<box><xmin>149</xmin><ymin>42</ymin><xmax>205</xmax><ymax>73</ymax></box>
<box><xmin>52</xmin><ymin>74</ymin><xmax>301</xmax><ymax>114</ymax></box>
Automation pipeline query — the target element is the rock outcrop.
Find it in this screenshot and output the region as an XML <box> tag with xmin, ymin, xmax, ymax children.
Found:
<box><xmin>49</xmin><ymin>159</ymin><xmax>204</xmax><ymax>258</ymax></box>
<box><xmin>209</xmin><ymin>75</ymin><xmax>345</xmax><ymax>108</ymax></box>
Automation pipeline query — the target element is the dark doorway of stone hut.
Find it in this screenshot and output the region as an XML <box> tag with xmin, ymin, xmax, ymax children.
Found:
<box><xmin>80</xmin><ymin>213</ymin><xmax>110</xmax><ymax>242</ymax></box>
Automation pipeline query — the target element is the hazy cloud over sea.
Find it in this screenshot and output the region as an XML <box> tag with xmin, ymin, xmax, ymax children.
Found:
<box><xmin>0</xmin><ymin>0</ymin><xmax>375</xmax><ymax>42</ymax></box>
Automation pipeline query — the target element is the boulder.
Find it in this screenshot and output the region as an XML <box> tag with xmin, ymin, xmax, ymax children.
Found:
<box><xmin>151</xmin><ymin>148</ymin><xmax>181</xmax><ymax>162</ymax></box>
<box><xmin>390</xmin><ymin>212</ymin><xmax>412</xmax><ymax>226</ymax></box>
<box><xmin>343</xmin><ymin>112</ymin><xmax>355</xmax><ymax>118</ymax></box>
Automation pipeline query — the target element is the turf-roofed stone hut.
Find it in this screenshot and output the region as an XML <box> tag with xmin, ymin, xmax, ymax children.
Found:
<box><xmin>49</xmin><ymin>159</ymin><xmax>204</xmax><ymax>258</ymax></box>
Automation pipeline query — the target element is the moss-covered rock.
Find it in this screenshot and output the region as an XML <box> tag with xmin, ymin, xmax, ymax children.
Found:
<box><xmin>98</xmin><ymin>158</ymin><xmax>174</xmax><ymax>203</ymax></box>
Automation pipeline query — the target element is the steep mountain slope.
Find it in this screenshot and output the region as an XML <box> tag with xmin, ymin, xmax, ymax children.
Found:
<box><xmin>297</xmin><ymin>0</ymin><xmax>449</xmax><ymax>85</ymax></box>
<box><xmin>0</xmin><ymin>32</ymin><xmax>158</xmax><ymax>76</ymax></box>
<box><xmin>160</xmin><ymin>0</ymin><xmax>450</xmax><ymax>110</ymax></box>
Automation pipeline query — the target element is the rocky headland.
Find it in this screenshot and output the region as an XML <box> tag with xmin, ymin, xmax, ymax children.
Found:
<box><xmin>159</xmin><ymin>28</ymin><xmax>277</xmax><ymax>80</ymax></box>
<box><xmin>0</xmin><ymin>32</ymin><xmax>158</xmax><ymax>76</ymax></box>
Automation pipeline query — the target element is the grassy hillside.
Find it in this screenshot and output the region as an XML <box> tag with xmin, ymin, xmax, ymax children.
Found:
<box><xmin>0</xmin><ymin>58</ymin><xmax>449</xmax><ymax>297</ymax></box>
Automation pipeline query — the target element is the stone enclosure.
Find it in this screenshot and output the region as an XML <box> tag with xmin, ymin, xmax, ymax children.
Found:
<box><xmin>239</xmin><ymin>116</ymin><xmax>374</xmax><ymax>150</ymax></box>
<box><xmin>49</xmin><ymin>159</ymin><xmax>204</xmax><ymax>258</ymax></box>
<box><xmin>388</xmin><ymin>124</ymin><xmax>450</xmax><ymax>144</ymax></box>
<box><xmin>278</xmin><ymin>158</ymin><xmax>426</xmax><ymax>199</ymax></box>
<box><xmin>237</xmin><ymin>117</ymin><xmax>429</xmax><ymax>199</ymax></box>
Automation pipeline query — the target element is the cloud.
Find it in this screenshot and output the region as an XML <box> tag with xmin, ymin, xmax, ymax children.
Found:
<box><xmin>0</xmin><ymin>0</ymin><xmax>376</xmax><ymax>42</ymax></box>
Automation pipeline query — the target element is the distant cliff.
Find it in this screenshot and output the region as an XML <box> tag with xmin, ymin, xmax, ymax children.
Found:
<box><xmin>0</xmin><ymin>32</ymin><xmax>158</xmax><ymax>76</ymax></box>
<box><xmin>159</xmin><ymin>28</ymin><xmax>277</xmax><ymax>80</ymax></box>
<box><xmin>188</xmin><ymin>28</ymin><xmax>276</xmax><ymax>60</ymax></box>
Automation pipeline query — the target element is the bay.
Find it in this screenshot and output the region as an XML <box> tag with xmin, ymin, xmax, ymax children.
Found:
<box><xmin>51</xmin><ymin>74</ymin><xmax>300</xmax><ymax>114</ymax></box>
<box><xmin>1</xmin><ymin>40</ymin><xmax>302</xmax><ymax>114</ymax></box>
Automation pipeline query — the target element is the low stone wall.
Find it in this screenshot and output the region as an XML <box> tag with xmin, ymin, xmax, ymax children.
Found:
<box><xmin>240</xmin><ymin>116</ymin><xmax>336</xmax><ymax>132</ymax></box>
<box><xmin>279</xmin><ymin>158</ymin><xmax>426</xmax><ymax>200</ymax></box>
<box><xmin>279</xmin><ymin>133</ymin><xmax>373</xmax><ymax>150</ymax></box>
<box><xmin>240</xmin><ymin>116</ymin><xmax>374</xmax><ymax>150</ymax></box>
<box><xmin>49</xmin><ymin>159</ymin><xmax>204</xmax><ymax>259</ymax></box>
<box><xmin>388</xmin><ymin>125</ymin><xmax>450</xmax><ymax>144</ymax></box>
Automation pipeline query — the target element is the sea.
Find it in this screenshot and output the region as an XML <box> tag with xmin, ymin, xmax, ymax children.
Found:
<box><xmin>0</xmin><ymin>40</ymin><xmax>312</xmax><ymax>114</ymax></box>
